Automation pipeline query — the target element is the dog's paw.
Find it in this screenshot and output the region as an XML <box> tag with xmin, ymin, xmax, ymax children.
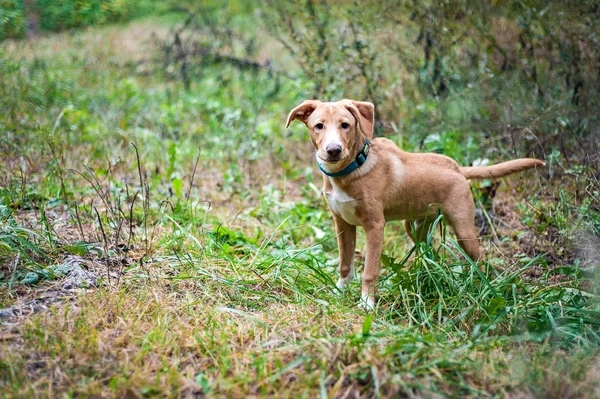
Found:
<box><xmin>336</xmin><ymin>263</ymin><xmax>355</xmax><ymax>290</ymax></box>
<box><xmin>358</xmin><ymin>294</ymin><xmax>375</xmax><ymax>311</ymax></box>
<box><xmin>336</xmin><ymin>274</ymin><xmax>353</xmax><ymax>290</ymax></box>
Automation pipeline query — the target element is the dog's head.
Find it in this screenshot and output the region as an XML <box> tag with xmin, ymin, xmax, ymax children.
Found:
<box><xmin>286</xmin><ymin>99</ymin><xmax>375</xmax><ymax>173</ymax></box>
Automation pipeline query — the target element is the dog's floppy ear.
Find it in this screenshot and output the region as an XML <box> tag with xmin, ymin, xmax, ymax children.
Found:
<box><xmin>285</xmin><ymin>100</ymin><xmax>320</xmax><ymax>128</ymax></box>
<box><xmin>342</xmin><ymin>100</ymin><xmax>375</xmax><ymax>139</ymax></box>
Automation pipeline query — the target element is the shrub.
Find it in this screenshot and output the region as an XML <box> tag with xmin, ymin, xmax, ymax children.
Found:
<box><xmin>0</xmin><ymin>0</ymin><xmax>25</xmax><ymax>40</ymax></box>
<box><xmin>35</xmin><ymin>0</ymin><xmax>151</xmax><ymax>31</ymax></box>
<box><xmin>0</xmin><ymin>0</ymin><xmax>164</xmax><ymax>39</ymax></box>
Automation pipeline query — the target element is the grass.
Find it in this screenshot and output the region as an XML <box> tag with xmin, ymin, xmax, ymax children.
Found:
<box><xmin>0</xmin><ymin>11</ymin><xmax>599</xmax><ymax>398</ymax></box>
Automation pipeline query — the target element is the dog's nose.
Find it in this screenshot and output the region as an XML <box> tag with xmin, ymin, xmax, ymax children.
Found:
<box><xmin>326</xmin><ymin>144</ymin><xmax>342</xmax><ymax>158</ymax></box>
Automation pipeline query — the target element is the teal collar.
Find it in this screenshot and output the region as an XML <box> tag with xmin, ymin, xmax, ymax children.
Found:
<box><xmin>318</xmin><ymin>139</ymin><xmax>370</xmax><ymax>178</ymax></box>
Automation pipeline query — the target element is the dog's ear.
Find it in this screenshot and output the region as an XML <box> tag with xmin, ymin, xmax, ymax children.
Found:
<box><xmin>342</xmin><ymin>100</ymin><xmax>375</xmax><ymax>139</ymax></box>
<box><xmin>285</xmin><ymin>100</ymin><xmax>320</xmax><ymax>128</ymax></box>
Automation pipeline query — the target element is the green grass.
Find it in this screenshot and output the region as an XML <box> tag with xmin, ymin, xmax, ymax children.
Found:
<box><xmin>0</xmin><ymin>11</ymin><xmax>599</xmax><ymax>398</ymax></box>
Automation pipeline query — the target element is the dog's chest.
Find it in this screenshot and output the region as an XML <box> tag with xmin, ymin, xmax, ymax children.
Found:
<box><xmin>324</xmin><ymin>181</ymin><xmax>360</xmax><ymax>226</ymax></box>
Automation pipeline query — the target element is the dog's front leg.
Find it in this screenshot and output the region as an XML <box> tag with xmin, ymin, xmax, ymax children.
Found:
<box><xmin>333</xmin><ymin>215</ymin><xmax>356</xmax><ymax>290</ymax></box>
<box><xmin>361</xmin><ymin>220</ymin><xmax>384</xmax><ymax>310</ymax></box>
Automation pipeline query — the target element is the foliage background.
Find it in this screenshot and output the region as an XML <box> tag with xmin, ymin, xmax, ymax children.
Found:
<box><xmin>1</xmin><ymin>0</ymin><xmax>165</xmax><ymax>40</ymax></box>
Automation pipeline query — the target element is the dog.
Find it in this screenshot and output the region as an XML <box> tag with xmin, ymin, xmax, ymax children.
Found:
<box><xmin>286</xmin><ymin>99</ymin><xmax>544</xmax><ymax>310</ymax></box>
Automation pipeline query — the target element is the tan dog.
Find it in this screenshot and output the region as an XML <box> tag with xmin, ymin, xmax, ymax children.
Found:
<box><xmin>286</xmin><ymin>99</ymin><xmax>544</xmax><ymax>310</ymax></box>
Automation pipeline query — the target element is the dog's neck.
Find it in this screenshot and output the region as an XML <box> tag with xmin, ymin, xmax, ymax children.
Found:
<box><xmin>342</xmin><ymin>146</ymin><xmax>377</xmax><ymax>180</ymax></box>
<box><xmin>317</xmin><ymin>137</ymin><xmax>372</xmax><ymax>178</ymax></box>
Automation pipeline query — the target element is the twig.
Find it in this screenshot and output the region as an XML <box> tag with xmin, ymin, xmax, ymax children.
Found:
<box><xmin>131</xmin><ymin>142</ymin><xmax>149</xmax><ymax>256</ymax></box>
<box><xmin>187</xmin><ymin>148</ymin><xmax>201</xmax><ymax>201</ymax></box>
<box><xmin>94</xmin><ymin>206</ymin><xmax>111</xmax><ymax>286</ymax></box>
<box><xmin>128</xmin><ymin>191</ymin><xmax>140</xmax><ymax>249</ymax></box>
<box><xmin>74</xmin><ymin>204</ymin><xmax>86</xmax><ymax>242</ymax></box>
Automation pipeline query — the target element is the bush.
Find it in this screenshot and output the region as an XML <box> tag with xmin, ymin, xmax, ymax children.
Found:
<box><xmin>35</xmin><ymin>0</ymin><xmax>152</xmax><ymax>32</ymax></box>
<box><xmin>0</xmin><ymin>0</ymin><xmax>25</xmax><ymax>40</ymax></box>
<box><xmin>0</xmin><ymin>0</ymin><xmax>163</xmax><ymax>39</ymax></box>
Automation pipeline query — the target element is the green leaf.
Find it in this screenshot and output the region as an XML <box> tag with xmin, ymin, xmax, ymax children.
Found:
<box><xmin>362</xmin><ymin>314</ymin><xmax>373</xmax><ymax>336</ymax></box>
<box><xmin>195</xmin><ymin>373</ymin><xmax>210</xmax><ymax>393</ymax></box>
<box><xmin>20</xmin><ymin>272</ymin><xmax>40</xmax><ymax>285</ymax></box>
<box><xmin>172</xmin><ymin>178</ymin><xmax>183</xmax><ymax>198</ymax></box>
<box><xmin>167</xmin><ymin>142</ymin><xmax>177</xmax><ymax>178</ymax></box>
<box><xmin>485</xmin><ymin>297</ymin><xmax>506</xmax><ymax>316</ymax></box>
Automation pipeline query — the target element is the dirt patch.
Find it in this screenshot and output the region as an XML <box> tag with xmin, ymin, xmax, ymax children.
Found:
<box><xmin>484</xmin><ymin>182</ymin><xmax>597</xmax><ymax>284</ymax></box>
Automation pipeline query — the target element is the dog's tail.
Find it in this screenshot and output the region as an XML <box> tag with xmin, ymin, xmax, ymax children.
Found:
<box><xmin>460</xmin><ymin>158</ymin><xmax>544</xmax><ymax>179</ymax></box>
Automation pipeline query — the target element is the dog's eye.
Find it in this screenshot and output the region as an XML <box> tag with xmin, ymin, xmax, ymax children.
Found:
<box><xmin>315</xmin><ymin>123</ymin><xmax>324</xmax><ymax>130</ymax></box>
<box><xmin>341</xmin><ymin>122</ymin><xmax>350</xmax><ymax>129</ymax></box>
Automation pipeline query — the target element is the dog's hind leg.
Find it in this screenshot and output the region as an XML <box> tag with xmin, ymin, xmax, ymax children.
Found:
<box><xmin>445</xmin><ymin>202</ymin><xmax>481</xmax><ymax>263</ymax></box>
<box><xmin>452</xmin><ymin>221</ymin><xmax>480</xmax><ymax>261</ymax></box>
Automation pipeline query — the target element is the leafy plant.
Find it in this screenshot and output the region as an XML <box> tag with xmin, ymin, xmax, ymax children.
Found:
<box><xmin>0</xmin><ymin>0</ymin><xmax>24</xmax><ymax>40</ymax></box>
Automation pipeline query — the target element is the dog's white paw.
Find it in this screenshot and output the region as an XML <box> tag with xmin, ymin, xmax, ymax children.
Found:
<box><xmin>358</xmin><ymin>294</ymin><xmax>375</xmax><ymax>311</ymax></box>
<box><xmin>336</xmin><ymin>274</ymin><xmax>353</xmax><ymax>290</ymax></box>
<box><xmin>336</xmin><ymin>262</ymin><xmax>355</xmax><ymax>290</ymax></box>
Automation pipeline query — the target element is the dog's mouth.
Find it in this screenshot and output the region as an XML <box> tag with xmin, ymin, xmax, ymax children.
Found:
<box><xmin>318</xmin><ymin>155</ymin><xmax>342</xmax><ymax>164</ymax></box>
<box><xmin>317</xmin><ymin>151</ymin><xmax>344</xmax><ymax>164</ymax></box>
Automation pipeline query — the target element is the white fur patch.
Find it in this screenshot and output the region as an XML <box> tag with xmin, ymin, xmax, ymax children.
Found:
<box><xmin>359</xmin><ymin>293</ymin><xmax>375</xmax><ymax>311</ymax></box>
<box><xmin>325</xmin><ymin>178</ymin><xmax>360</xmax><ymax>225</ymax></box>
<box><xmin>323</xmin><ymin>126</ymin><xmax>342</xmax><ymax>151</ymax></box>
<box><xmin>336</xmin><ymin>261</ymin><xmax>355</xmax><ymax>289</ymax></box>
<box><xmin>389</xmin><ymin>156</ymin><xmax>405</xmax><ymax>182</ymax></box>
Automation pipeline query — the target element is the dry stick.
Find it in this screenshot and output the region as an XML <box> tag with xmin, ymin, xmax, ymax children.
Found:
<box><xmin>124</xmin><ymin>180</ymin><xmax>131</xmax><ymax>246</ymax></box>
<box><xmin>182</xmin><ymin>47</ymin><xmax>295</xmax><ymax>80</ymax></box>
<box><xmin>80</xmin><ymin>196</ymin><xmax>101</xmax><ymax>244</ymax></box>
<box><xmin>17</xmin><ymin>169</ymin><xmax>27</xmax><ymax>208</ymax></box>
<box><xmin>131</xmin><ymin>143</ymin><xmax>148</xmax><ymax>256</ymax></box>
<box><xmin>230</xmin><ymin>210</ymin><xmax>242</xmax><ymax>226</ymax></box>
<box><xmin>114</xmin><ymin>219</ymin><xmax>124</xmax><ymax>254</ymax></box>
<box><xmin>144</xmin><ymin>179</ymin><xmax>150</xmax><ymax>251</ymax></box>
<box><xmin>89</xmin><ymin>198</ymin><xmax>97</xmax><ymax>242</ymax></box>
<box><xmin>115</xmin><ymin>249</ymin><xmax>127</xmax><ymax>289</ymax></box>
<box><xmin>74</xmin><ymin>205</ymin><xmax>86</xmax><ymax>242</ymax></box>
<box><xmin>38</xmin><ymin>201</ymin><xmax>57</xmax><ymax>249</ymax></box>
<box><xmin>186</xmin><ymin>148</ymin><xmax>201</xmax><ymax>201</ymax></box>
<box><xmin>48</xmin><ymin>123</ymin><xmax>69</xmax><ymax>206</ymax></box>
<box><xmin>94</xmin><ymin>206</ymin><xmax>111</xmax><ymax>288</ymax></box>
<box><xmin>131</xmin><ymin>142</ymin><xmax>153</xmax><ymax>282</ymax></box>
<box><xmin>250</xmin><ymin>268</ymin><xmax>271</xmax><ymax>289</ymax></box>
<box><xmin>128</xmin><ymin>191</ymin><xmax>140</xmax><ymax>250</ymax></box>
<box><xmin>70</xmin><ymin>168</ymin><xmax>115</xmax><ymax>223</ymax></box>
<box><xmin>114</xmin><ymin>194</ymin><xmax>122</xmax><ymax>252</ymax></box>
<box><xmin>109</xmin><ymin>164</ymin><xmax>131</xmax><ymax>242</ymax></box>
<box><xmin>83</xmin><ymin>165</ymin><xmax>116</xmax><ymax>218</ymax></box>
<box><xmin>200</xmin><ymin>200</ymin><xmax>212</xmax><ymax>212</ymax></box>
